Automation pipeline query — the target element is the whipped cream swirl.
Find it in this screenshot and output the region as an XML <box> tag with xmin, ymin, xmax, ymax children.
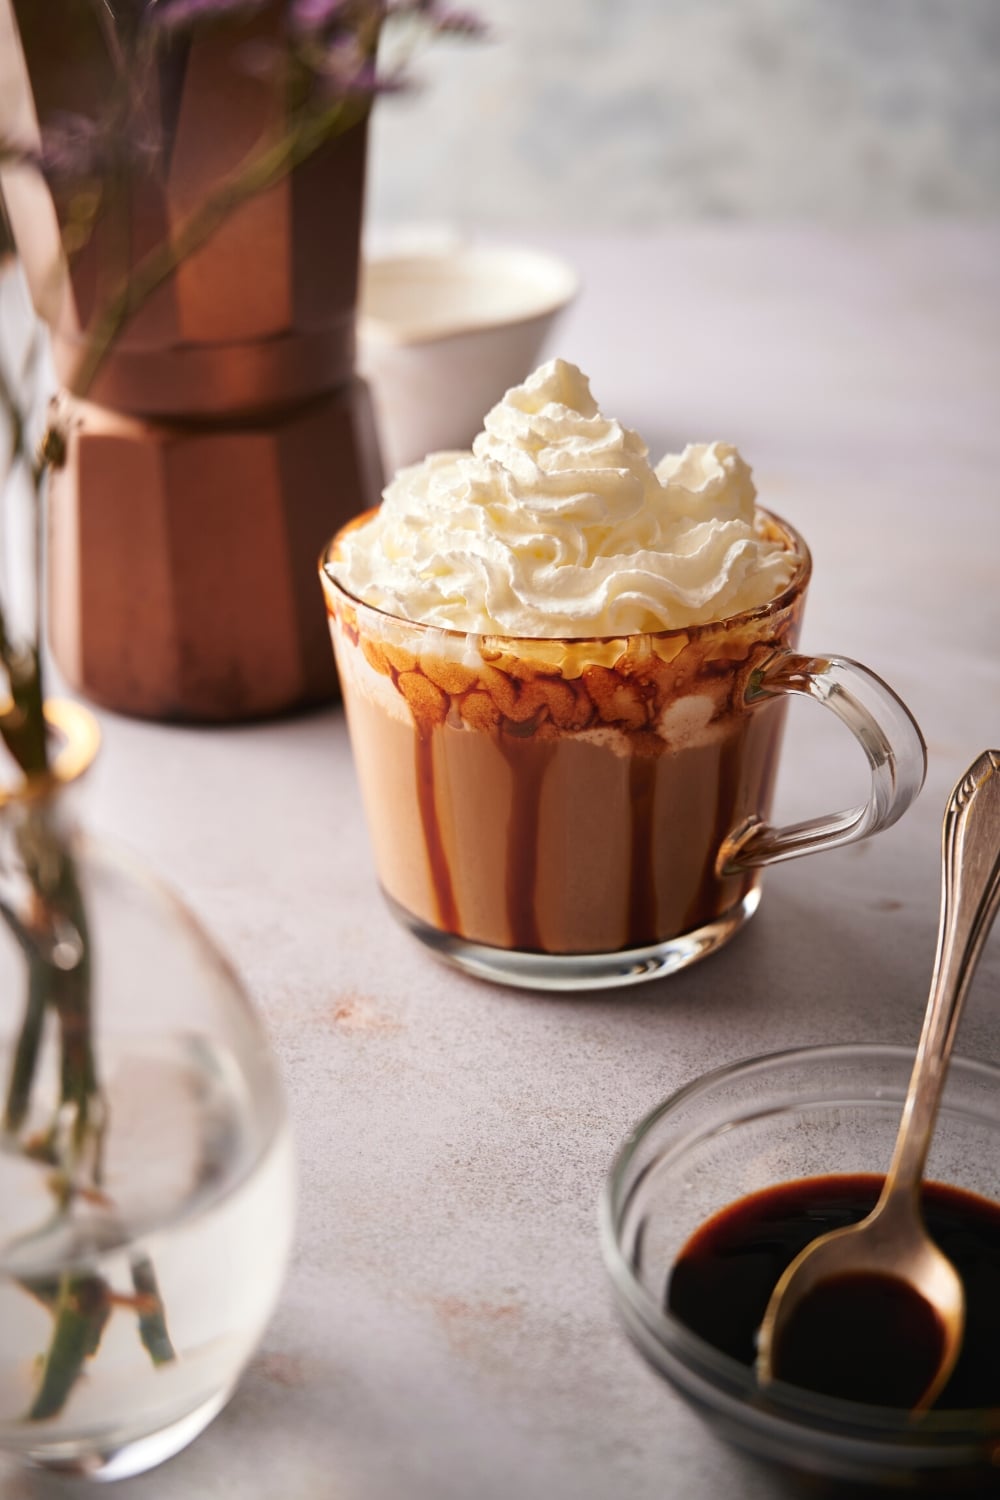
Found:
<box><xmin>333</xmin><ymin>359</ymin><xmax>797</xmax><ymax>636</ymax></box>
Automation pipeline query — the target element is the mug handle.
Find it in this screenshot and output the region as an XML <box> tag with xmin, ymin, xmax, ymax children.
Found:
<box><xmin>718</xmin><ymin>650</ymin><xmax>927</xmax><ymax>875</ymax></box>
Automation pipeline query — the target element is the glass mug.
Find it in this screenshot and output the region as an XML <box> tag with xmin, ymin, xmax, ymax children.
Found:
<box><xmin>320</xmin><ymin>512</ymin><xmax>926</xmax><ymax>991</ymax></box>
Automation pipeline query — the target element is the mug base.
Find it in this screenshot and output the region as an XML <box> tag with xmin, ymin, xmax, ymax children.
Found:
<box><xmin>383</xmin><ymin>887</ymin><xmax>762</xmax><ymax>993</ymax></box>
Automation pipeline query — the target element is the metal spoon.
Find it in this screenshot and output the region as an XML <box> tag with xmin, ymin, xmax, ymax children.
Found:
<box><xmin>756</xmin><ymin>749</ymin><xmax>1000</xmax><ymax>1411</ymax></box>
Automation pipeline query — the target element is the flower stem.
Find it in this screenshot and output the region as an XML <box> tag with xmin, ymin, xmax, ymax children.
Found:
<box><xmin>3</xmin><ymin>954</ymin><xmax>48</xmax><ymax>1134</ymax></box>
<box><xmin>25</xmin><ymin>1272</ymin><xmax>113</xmax><ymax>1423</ymax></box>
<box><xmin>132</xmin><ymin>1253</ymin><xmax>176</xmax><ymax>1366</ymax></box>
<box><xmin>48</xmin><ymin>844</ymin><xmax>100</xmax><ymax>1161</ymax></box>
<box><xmin>0</xmin><ymin>56</ymin><xmax>369</xmax><ymax>1431</ymax></box>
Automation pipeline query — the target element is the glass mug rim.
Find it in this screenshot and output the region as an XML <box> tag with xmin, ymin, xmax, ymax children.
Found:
<box><xmin>320</xmin><ymin>505</ymin><xmax>813</xmax><ymax>647</ymax></box>
<box><xmin>320</xmin><ymin>510</ymin><xmax>924</xmax><ymax>991</ymax></box>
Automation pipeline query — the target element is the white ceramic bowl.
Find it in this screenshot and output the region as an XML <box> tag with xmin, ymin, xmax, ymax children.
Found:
<box><xmin>357</xmin><ymin>243</ymin><xmax>579</xmax><ymax>475</ymax></box>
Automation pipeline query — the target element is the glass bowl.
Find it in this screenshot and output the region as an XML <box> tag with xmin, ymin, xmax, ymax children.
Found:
<box><xmin>600</xmin><ymin>1044</ymin><xmax>1000</xmax><ymax>1494</ymax></box>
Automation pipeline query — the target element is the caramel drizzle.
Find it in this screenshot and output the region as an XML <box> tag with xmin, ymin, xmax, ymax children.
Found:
<box><xmin>413</xmin><ymin>728</ymin><xmax>461</xmax><ymax>934</ymax></box>
<box><xmin>346</xmin><ymin>606</ymin><xmax>805</xmax><ymax>955</ymax></box>
<box><xmin>682</xmin><ymin>723</ymin><xmax>749</xmax><ymax>935</ymax></box>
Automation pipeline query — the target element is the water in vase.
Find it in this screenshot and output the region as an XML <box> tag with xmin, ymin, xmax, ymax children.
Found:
<box><xmin>0</xmin><ymin>1031</ymin><xmax>295</xmax><ymax>1478</ymax></box>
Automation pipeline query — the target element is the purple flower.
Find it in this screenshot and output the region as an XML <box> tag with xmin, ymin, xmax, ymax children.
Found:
<box><xmin>313</xmin><ymin>48</ymin><xmax>410</xmax><ymax>101</ymax></box>
<box><xmin>4</xmin><ymin>0</ymin><xmax>485</xmax><ymax>195</ymax></box>
<box><xmin>426</xmin><ymin>7</ymin><xmax>487</xmax><ymax>38</ymax></box>
<box><xmin>37</xmin><ymin>115</ymin><xmax>111</xmax><ymax>180</ymax></box>
<box><xmin>35</xmin><ymin>112</ymin><xmax>158</xmax><ymax>181</ymax></box>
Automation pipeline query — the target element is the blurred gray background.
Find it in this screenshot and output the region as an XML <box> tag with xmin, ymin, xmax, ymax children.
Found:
<box><xmin>368</xmin><ymin>0</ymin><xmax>1000</xmax><ymax>229</ymax></box>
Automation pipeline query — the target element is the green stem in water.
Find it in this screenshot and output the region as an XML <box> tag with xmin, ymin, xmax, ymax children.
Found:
<box><xmin>18</xmin><ymin>1256</ymin><xmax>175</xmax><ymax>1425</ymax></box>
<box><xmin>48</xmin><ymin>847</ymin><xmax>99</xmax><ymax>1161</ymax></box>
<box><xmin>26</xmin><ymin>1272</ymin><xmax>112</xmax><ymax>1423</ymax></box>
<box><xmin>3</xmin><ymin>954</ymin><xmax>48</xmax><ymax>1134</ymax></box>
<box><xmin>132</xmin><ymin>1253</ymin><xmax>176</xmax><ymax>1367</ymax></box>
<box><xmin>0</xmin><ymin>812</ymin><xmax>108</xmax><ymax>1419</ymax></box>
<box><xmin>2</xmin><ymin>810</ymin><xmax>101</xmax><ymax>1172</ymax></box>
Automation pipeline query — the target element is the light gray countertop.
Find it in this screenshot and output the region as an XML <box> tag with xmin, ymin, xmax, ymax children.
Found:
<box><xmin>4</xmin><ymin>224</ymin><xmax>999</xmax><ymax>1500</ymax></box>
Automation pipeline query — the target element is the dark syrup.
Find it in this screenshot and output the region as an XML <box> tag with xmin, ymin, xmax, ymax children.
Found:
<box><xmin>414</xmin><ymin>731</ymin><xmax>460</xmax><ymax>932</ymax></box>
<box><xmin>770</xmin><ymin>1268</ymin><xmax>945</xmax><ymax>1408</ymax></box>
<box><xmin>667</xmin><ymin>1174</ymin><xmax>1000</xmax><ymax>1409</ymax></box>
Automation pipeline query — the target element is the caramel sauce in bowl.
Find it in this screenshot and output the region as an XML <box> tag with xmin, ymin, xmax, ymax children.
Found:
<box><xmin>601</xmin><ymin>1044</ymin><xmax>1000</xmax><ymax>1493</ymax></box>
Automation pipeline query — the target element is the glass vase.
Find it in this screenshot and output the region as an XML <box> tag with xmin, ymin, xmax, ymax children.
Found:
<box><xmin>0</xmin><ymin>700</ymin><xmax>295</xmax><ymax>1479</ymax></box>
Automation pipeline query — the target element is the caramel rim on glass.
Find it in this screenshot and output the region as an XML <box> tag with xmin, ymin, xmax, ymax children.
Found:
<box><xmin>320</xmin><ymin>507</ymin><xmax>812</xmax><ymax>646</ymax></box>
<box><xmin>0</xmin><ymin>698</ymin><xmax>101</xmax><ymax>808</ymax></box>
<box><xmin>599</xmin><ymin>1042</ymin><xmax>1000</xmax><ymax>1439</ymax></box>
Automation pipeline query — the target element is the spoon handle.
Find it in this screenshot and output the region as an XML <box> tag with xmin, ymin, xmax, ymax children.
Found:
<box><xmin>886</xmin><ymin>750</ymin><xmax>1000</xmax><ymax>1196</ymax></box>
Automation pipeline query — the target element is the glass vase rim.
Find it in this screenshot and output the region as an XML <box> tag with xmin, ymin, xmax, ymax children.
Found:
<box><xmin>320</xmin><ymin>505</ymin><xmax>812</xmax><ymax>649</ymax></box>
<box><xmin>0</xmin><ymin>698</ymin><xmax>100</xmax><ymax>807</ymax></box>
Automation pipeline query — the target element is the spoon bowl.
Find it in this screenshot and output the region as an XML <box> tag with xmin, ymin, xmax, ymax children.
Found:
<box><xmin>756</xmin><ymin>750</ymin><xmax>1000</xmax><ymax>1409</ymax></box>
<box><xmin>756</xmin><ymin>1191</ymin><xmax>965</xmax><ymax>1410</ymax></box>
